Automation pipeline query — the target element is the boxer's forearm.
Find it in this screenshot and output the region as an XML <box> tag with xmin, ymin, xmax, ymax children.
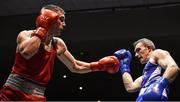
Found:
<box><xmin>163</xmin><ymin>65</ymin><xmax>180</xmax><ymax>83</ymax></box>
<box><xmin>122</xmin><ymin>73</ymin><xmax>142</xmax><ymax>93</ymax></box>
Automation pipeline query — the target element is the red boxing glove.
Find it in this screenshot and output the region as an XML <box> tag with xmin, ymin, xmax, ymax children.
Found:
<box><xmin>90</xmin><ymin>56</ymin><xmax>120</xmax><ymax>74</ymax></box>
<box><xmin>33</xmin><ymin>9</ymin><xmax>59</xmax><ymax>41</ymax></box>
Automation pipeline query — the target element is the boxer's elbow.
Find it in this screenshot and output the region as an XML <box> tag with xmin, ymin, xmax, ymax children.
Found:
<box><xmin>125</xmin><ymin>83</ymin><xmax>139</xmax><ymax>93</ymax></box>
<box><xmin>19</xmin><ymin>48</ymin><xmax>35</xmax><ymax>59</ymax></box>
<box><xmin>126</xmin><ymin>87</ymin><xmax>137</xmax><ymax>93</ymax></box>
<box><xmin>126</xmin><ymin>88</ymin><xmax>133</xmax><ymax>93</ymax></box>
<box><xmin>20</xmin><ymin>51</ymin><xmax>32</xmax><ymax>59</ymax></box>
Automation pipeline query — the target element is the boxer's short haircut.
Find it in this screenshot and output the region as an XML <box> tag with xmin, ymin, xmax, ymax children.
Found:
<box><xmin>133</xmin><ymin>38</ymin><xmax>156</xmax><ymax>50</ymax></box>
<box><xmin>42</xmin><ymin>4</ymin><xmax>65</xmax><ymax>14</ymax></box>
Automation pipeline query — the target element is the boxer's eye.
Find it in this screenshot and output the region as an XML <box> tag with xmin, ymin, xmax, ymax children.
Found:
<box><xmin>135</xmin><ymin>48</ymin><xmax>141</xmax><ymax>53</ymax></box>
<box><xmin>59</xmin><ymin>16</ymin><xmax>65</xmax><ymax>22</ymax></box>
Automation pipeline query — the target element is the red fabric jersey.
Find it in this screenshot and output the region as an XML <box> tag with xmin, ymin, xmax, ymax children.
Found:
<box><xmin>11</xmin><ymin>44</ymin><xmax>57</xmax><ymax>86</ymax></box>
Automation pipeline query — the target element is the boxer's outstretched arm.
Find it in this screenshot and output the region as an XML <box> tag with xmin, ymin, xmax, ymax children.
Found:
<box><xmin>55</xmin><ymin>37</ymin><xmax>91</xmax><ymax>73</ymax></box>
<box><xmin>56</xmin><ymin>38</ymin><xmax>119</xmax><ymax>74</ymax></box>
<box><xmin>58</xmin><ymin>50</ymin><xmax>92</xmax><ymax>73</ymax></box>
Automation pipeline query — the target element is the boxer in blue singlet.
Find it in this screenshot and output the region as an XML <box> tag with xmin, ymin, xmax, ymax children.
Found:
<box><xmin>136</xmin><ymin>61</ymin><xmax>168</xmax><ymax>101</ymax></box>
<box><xmin>114</xmin><ymin>38</ymin><xmax>179</xmax><ymax>101</ymax></box>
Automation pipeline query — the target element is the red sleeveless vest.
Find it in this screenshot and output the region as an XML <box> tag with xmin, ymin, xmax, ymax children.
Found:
<box><xmin>11</xmin><ymin>44</ymin><xmax>57</xmax><ymax>86</ymax></box>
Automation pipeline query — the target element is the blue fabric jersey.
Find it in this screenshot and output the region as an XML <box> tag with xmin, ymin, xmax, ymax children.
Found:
<box><xmin>136</xmin><ymin>61</ymin><xmax>168</xmax><ymax>101</ymax></box>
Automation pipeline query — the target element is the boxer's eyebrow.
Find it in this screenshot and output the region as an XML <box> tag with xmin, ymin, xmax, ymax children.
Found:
<box><xmin>135</xmin><ymin>48</ymin><xmax>141</xmax><ymax>53</ymax></box>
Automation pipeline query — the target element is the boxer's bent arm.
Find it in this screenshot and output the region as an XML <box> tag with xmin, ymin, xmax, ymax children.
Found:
<box><xmin>17</xmin><ymin>30</ymin><xmax>41</xmax><ymax>59</ymax></box>
<box><xmin>122</xmin><ymin>73</ymin><xmax>142</xmax><ymax>93</ymax></box>
<box><xmin>153</xmin><ymin>49</ymin><xmax>180</xmax><ymax>83</ymax></box>
<box><xmin>55</xmin><ymin>38</ymin><xmax>91</xmax><ymax>73</ymax></box>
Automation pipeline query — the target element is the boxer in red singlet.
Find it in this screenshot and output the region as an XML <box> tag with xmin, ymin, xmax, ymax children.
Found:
<box><xmin>0</xmin><ymin>4</ymin><xmax>120</xmax><ymax>101</ymax></box>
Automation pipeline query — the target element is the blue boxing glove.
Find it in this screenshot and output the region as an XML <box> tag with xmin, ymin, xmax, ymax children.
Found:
<box><xmin>143</xmin><ymin>77</ymin><xmax>169</xmax><ymax>101</ymax></box>
<box><xmin>114</xmin><ymin>49</ymin><xmax>132</xmax><ymax>74</ymax></box>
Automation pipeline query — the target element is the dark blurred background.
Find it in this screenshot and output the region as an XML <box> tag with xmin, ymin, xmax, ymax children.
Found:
<box><xmin>0</xmin><ymin>0</ymin><xmax>180</xmax><ymax>101</ymax></box>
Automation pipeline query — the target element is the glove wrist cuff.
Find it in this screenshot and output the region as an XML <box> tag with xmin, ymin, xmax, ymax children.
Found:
<box><xmin>90</xmin><ymin>62</ymin><xmax>101</xmax><ymax>72</ymax></box>
<box><xmin>121</xmin><ymin>70</ymin><xmax>131</xmax><ymax>74</ymax></box>
<box><xmin>32</xmin><ymin>27</ymin><xmax>47</xmax><ymax>41</ymax></box>
<box><xmin>120</xmin><ymin>66</ymin><xmax>131</xmax><ymax>74</ymax></box>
